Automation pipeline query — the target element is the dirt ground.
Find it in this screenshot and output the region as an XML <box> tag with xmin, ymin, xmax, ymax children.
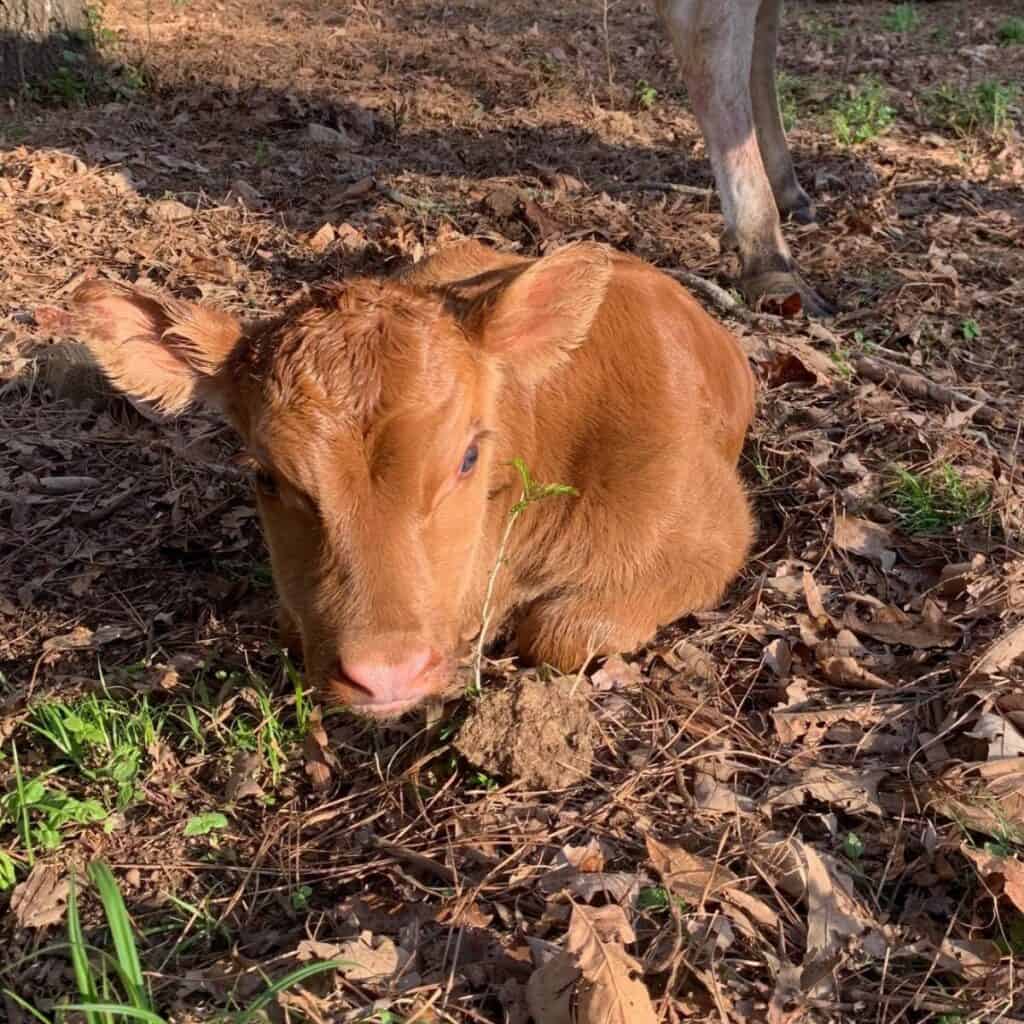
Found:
<box><xmin>1</xmin><ymin>0</ymin><xmax>1024</xmax><ymax>1021</ymax></box>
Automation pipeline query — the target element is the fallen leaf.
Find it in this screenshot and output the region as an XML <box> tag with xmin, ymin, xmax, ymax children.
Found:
<box><xmin>334</xmin><ymin>931</ymin><xmax>409</xmax><ymax>983</ymax></box>
<box><xmin>834</xmin><ymin>515</ymin><xmax>897</xmax><ymax>571</ymax></box>
<box><xmin>565</xmin><ymin>904</ymin><xmax>657</xmax><ymax>1024</ymax></box>
<box><xmin>308</xmin><ymin>222</ymin><xmax>336</xmax><ymax>254</ymax></box>
<box><xmin>303</xmin><ymin>706</ymin><xmax>338</xmax><ymax>790</ymax></box>
<box><xmin>307</xmin><ymin>123</ymin><xmax>354</xmax><ymax>147</ymax></box>
<box><xmin>763</xmin><ymin>638</ymin><xmax>792</xmax><ymax>678</ymax></box>
<box><xmin>591</xmin><ymin>655</ymin><xmax>642</xmax><ymax>692</ymax></box>
<box><xmin>525</xmin><ymin>950</ymin><xmax>578</xmax><ymax>1024</ymax></box>
<box><xmin>11</xmin><ymin>863</ymin><xmax>69</xmax><ymax>929</ymax></box>
<box><xmin>819</xmin><ymin>655</ymin><xmax>891</xmax><ymax>690</ymax></box>
<box><xmin>764</xmin><ymin>766</ymin><xmax>886</xmax><ymax>816</ymax></box>
<box><xmin>224</xmin><ymin>751</ymin><xmax>265</xmax><ymax>802</ymax></box>
<box><xmin>843</xmin><ymin>598</ymin><xmax>960</xmax><ymax>649</ymax></box>
<box><xmin>962</xmin><ymin>844</ymin><xmax>1024</xmax><ymax>914</ymax></box>
<box><xmin>966</xmin><ymin>710</ymin><xmax>1024</xmax><ymax>759</ymax></box>
<box><xmin>645</xmin><ymin>835</ymin><xmax>737</xmax><ymax>905</ymax></box>
<box><xmin>751</xmin><ymin>832</ymin><xmax>884</xmax><ymax>997</ymax></box>
<box><xmin>150</xmin><ymin>198</ymin><xmax>193</xmax><ymax>223</ymax></box>
<box><xmin>976</xmin><ymin>622</ymin><xmax>1024</xmax><ymax>676</ymax></box>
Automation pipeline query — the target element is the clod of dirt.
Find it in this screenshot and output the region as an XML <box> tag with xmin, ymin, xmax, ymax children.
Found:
<box><xmin>455</xmin><ymin>676</ymin><xmax>594</xmax><ymax>789</ymax></box>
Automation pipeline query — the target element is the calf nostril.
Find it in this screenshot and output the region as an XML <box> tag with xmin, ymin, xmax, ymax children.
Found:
<box><xmin>336</xmin><ymin>647</ymin><xmax>440</xmax><ymax>704</ymax></box>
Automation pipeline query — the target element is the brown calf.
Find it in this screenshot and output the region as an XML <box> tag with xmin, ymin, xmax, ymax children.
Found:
<box><xmin>71</xmin><ymin>242</ymin><xmax>756</xmax><ymax>718</ymax></box>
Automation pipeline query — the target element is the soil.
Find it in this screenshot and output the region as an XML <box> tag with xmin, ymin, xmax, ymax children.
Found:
<box><xmin>455</xmin><ymin>676</ymin><xmax>594</xmax><ymax>790</ymax></box>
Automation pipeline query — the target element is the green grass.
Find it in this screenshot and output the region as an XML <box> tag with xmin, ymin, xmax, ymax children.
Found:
<box><xmin>887</xmin><ymin>464</ymin><xmax>991</xmax><ymax>534</ymax></box>
<box><xmin>925</xmin><ymin>81</ymin><xmax>1020</xmax><ymax>138</ymax></box>
<box><xmin>2</xmin><ymin>861</ymin><xmax>341</xmax><ymax>1021</ymax></box>
<box><xmin>777</xmin><ymin>71</ymin><xmax>799</xmax><ymax>132</ymax></box>
<box><xmin>832</xmin><ymin>80</ymin><xmax>895</xmax><ymax>145</ymax></box>
<box><xmin>997</xmin><ymin>17</ymin><xmax>1024</xmax><ymax>45</ymax></box>
<box><xmin>881</xmin><ymin>3</ymin><xmax>919</xmax><ymax>33</ymax></box>
<box><xmin>633</xmin><ymin>79</ymin><xmax>658</xmax><ymax>110</ymax></box>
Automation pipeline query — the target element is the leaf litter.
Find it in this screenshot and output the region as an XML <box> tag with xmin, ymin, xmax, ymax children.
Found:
<box><xmin>1</xmin><ymin>0</ymin><xmax>1023</xmax><ymax>1020</ymax></box>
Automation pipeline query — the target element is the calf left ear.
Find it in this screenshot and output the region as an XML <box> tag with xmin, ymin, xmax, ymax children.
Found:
<box><xmin>478</xmin><ymin>242</ymin><xmax>613</xmax><ymax>376</ymax></box>
<box><xmin>70</xmin><ymin>280</ymin><xmax>242</xmax><ymax>415</ymax></box>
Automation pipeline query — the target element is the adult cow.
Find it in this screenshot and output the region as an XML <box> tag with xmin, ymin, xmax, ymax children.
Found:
<box><xmin>657</xmin><ymin>0</ymin><xmax>831</xmax><ymax>315</ymax></box>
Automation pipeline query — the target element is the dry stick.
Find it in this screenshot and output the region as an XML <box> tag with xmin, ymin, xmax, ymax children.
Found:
<box><xmin>602</xmin><ymin>181</ymin><xmax>713</xmax><ymax>198</ymax></box>
<box><xmin>850</xmin><ymin>352</ymin><xmax>1001</xmax><ymax>425</ymax></box>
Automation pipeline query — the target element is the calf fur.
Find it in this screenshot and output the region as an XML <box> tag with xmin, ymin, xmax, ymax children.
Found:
<box><xmin>71</xmin><ymin>241</ymin><xmax>756</xmax><ymax>717</ymax></box>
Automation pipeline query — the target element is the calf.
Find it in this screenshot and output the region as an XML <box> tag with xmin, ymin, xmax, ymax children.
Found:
<box><xmin>655</xmin><ymin>0</ymin><xmax>829</xmax><ymax>315</ymax></box>
<box><xmin>71</xmin><ymin>241</ymin><xmax>756</xmax><ymax>718</ymax></box>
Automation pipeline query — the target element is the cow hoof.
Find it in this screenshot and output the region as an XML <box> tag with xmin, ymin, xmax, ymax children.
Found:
<box><xmin>785</xmin><ymin>199</ymin><xmax>817</xmax><ymax>225</ymax></box>
<box><xmin>743</xmin><ymin>270</ymin><xmax>835</xmax><ymax>319</ymax></box>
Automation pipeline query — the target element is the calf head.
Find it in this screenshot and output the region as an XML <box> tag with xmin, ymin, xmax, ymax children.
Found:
<box><xmin>71</xmin><ymin>245</ymin><xmax>612</xmax><ymax>717</ymax></box>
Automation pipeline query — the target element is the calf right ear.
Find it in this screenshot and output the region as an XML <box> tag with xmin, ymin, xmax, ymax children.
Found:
<box><xmin>70</xmin><ymin>280</ymin><xmax>242</xmax><ymax>415</ymax></box>
<box><xmin>477</xmin><ymin>242</ymin><xmax>613</xmax><ymax>380</ymax></box>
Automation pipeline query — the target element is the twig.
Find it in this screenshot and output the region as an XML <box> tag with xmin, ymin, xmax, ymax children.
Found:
<box><xmin>850</xmin><ymin>352</ymin><xmax>1001</xmax><ymax>425</ymax></box>
<box><xmin>662</xmin><ymin>269</ymin><xmax>756</xmax><ymax>324</ymax></box>
<box><xmin>602</xmin><ymin>181</ymin><xmax>713</xmax><ymax>198</ymax></box>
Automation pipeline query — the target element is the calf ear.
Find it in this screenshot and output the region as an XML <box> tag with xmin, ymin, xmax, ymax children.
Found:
<box><xmin>70</xmin><ymin>280</ymin><xmax>242</xmax><ymax>415</ymax></box>
<box><xmin>478</xmin><ymin>242</ymin><xmax>613</xmax><ymax>375</ymax></box>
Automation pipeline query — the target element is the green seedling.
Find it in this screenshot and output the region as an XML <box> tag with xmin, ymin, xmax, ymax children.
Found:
<box><xmin>184</xmin><ymin>812</ymin><xmax>229</xmax><ymax>837</ymax></box>
<box><xmin>881</xmin><ymin>3</ymin><xmax>918</xmax><ymax>33</ymax></box>
<box><xmin>832</xmin><ymin>79</ymin><xmax>895</xmax><ymax>145</ymax></box>
<box><xmin>471</xmin><ymin>459</ymin><xmax>578</xmax><ymax>696</ymax></box>
<box><xmin>997</xmin><ymin>17</ymin><xmax>1024</xmax><ymax>45</ymax></box>
<box><xmin>634</xmin><ymin>79</ymin><xmax>658</xmax><ymax>110</ymax></box>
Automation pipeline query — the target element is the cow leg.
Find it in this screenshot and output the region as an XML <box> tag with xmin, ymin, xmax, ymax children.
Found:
<box><xmin>751</xmin><ymin>0</ymin><xmax>814</xmax><ymax>223</ymax></box>
<box><xmin>657</xmin><ymin>0</ymin><xmax>832</xmax><ymax>316</ymax></box>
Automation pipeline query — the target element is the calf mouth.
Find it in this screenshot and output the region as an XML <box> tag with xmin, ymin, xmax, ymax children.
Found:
<box><xmin>324</xmin><ymin>651</ymin><xmax>458</xmax><ymax>720</ymax></box>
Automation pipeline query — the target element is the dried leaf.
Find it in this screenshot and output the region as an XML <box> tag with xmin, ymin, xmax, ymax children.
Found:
<box><xmin>834</xmin><ymin>515</ymin><xmax>897</xmax><ymax>571</ymax></box>
<box><xmin>752</xmin><ymin>832</ymin><xmax>884</xmax><ymax>996</ymax></box>
<box><xmin>308</xmin><ymin>222</ymin><xmax>336</xmax><ymax>254</ymax></box>
<box><xmin>11</xmin><ymin>863</ymin><xmax>69</xmax><ymax>929</ymax></box>
<box><xmin>525</xmin><ymin>951</ymin><xmax>578</xmax><ymax>1024</ymax></box>
<box><xmin>566</xmin><ymin>904</ymin><xmax>657</xmax><ymax>1024</ymax></box>
<box><xmin>334</xmin><ymin>931</ymin><xmax>409</xmax><ymax>983</ymax></box>
<box><xmin>591</xmin><ymin>655</ymin><xmax>642</xmax><ymax>692</ymax></box>
<box><xmin>843</xmin><ymin>599</ymin><xmax>960</xmax><ymax>650</ymax></box>
<box><xmin>150</xmin><ymin>198</ymin><xmax>193</xmax><ymax>223</ymax></box>
<box><xmin>303</xmin><ymin>706</ymin><xmax>338</xmax><ymax>790</ymax></box>
<box><xmin>976</xmin><ymin>622</ymin><xmax>1024</xmax><ymax>676</ymax></box>
<box><xmin>224</xmin><ymin>751</ymin><xmax>265</xmax><ymax>802</ymax></box>
<box><xmin>962</xmin><ymin>844</ymin><xmax>1024</xmax><ymax>914</ymax></box>
<box><xmin>763</xmin><ymin>638</ymin><xmax>792</xmax><ymax>678</ymax></box>
<box><xmin>645</xmin><ymin>835</ymin><xmax>737</xmax><ymax>905</ymax></box>
<box><xmin>966</xmin><ymin>711</ymin><xmax>1024</xmax><ymax>759</ymax></box>
<box><xmin>764</xmin><ymin>766</ymin><xmax>886</xmax><ymax>816</ymax></box>
<box><xmin>819</xmin><ymin>655</ymin><xmax>891</xmax><ymax>690</ymax></box>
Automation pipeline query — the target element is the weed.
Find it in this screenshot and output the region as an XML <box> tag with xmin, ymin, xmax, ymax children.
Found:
<box><xmin>636</xmin><ymin>886</ymin><xmax>686</xmax><ymax>914</ymax></box>
<box><xmin>961</xmin><ymin>318</ymin><xmax>981</xmax><ymax>341</ymax></box>
<box><xmin>829</xmin><ymin>345</ymin><xmax>854</xmax><ymax>380</ymax></box>
<box><xmin>842</xmin><ymin>832</ymin><xmax>865</xmax><ymax>860</ymax></box>
<box><xmin>926</xmin><ymin>81</ymin><xmax>1020</xmax><ymax>138</ymax></box>
<box><xmin>832</xmin><ymin>79</ymin><xmax>895</xmax><ymax>145</ymax></box>
<box><xmin>471</xmin><ymin>459</ymin><xmax>578</xmax><ymax>696</ymax></box>
<box><xmin>290</xmin><ymin>884</ymin><xmax>313</xmax><ymax>912</ymax></box>
<box><xmin>184</xmin><ymin>812</ymin><xmax>228</xmax><ymax>837</ymax></box>
<box><xmin>881</xmin><ymin>3</ymin><xmax>918</xmax><ymax>33</ymax></box>
<box><xmin>2</xmin><ymin>861</ymin><xmax>340</xmax><ymax>1021</ymax></box>
<box><xmin>633</xmin><ymin>79</ymin><xmax>658</xmax><ymax>110</ymax></box>
<box><xmin>469</xmin><ymin>770</ymin><xmax>500</xmax><ymax>792</ymax></box>
<box><xmin>888</xmin><ymin>463</ymin><xmax>990</xmax><ymax>534</ymax></box>
<box><xmin>29</xmin><ymin>694</ymin><xmax>152</xmax><ymax>808</ymax></box>
<box><xmin>997</xmin><ymin>17</ymin><xmax>1024</xmax><ymax>45</ymax></box>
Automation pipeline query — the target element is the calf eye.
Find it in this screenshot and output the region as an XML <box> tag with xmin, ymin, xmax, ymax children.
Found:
<box><xmin>254</xmin><ymin>469</ymin><xmax>278</xmax><ymax>497</ymax></box>
<box><xmin>459</xmin><ymin>443</ymin><xmax>480</xmax><ymax>477</ymax></box>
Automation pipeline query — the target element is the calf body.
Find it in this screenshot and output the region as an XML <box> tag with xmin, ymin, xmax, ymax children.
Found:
<box><xmin>71</xmin><ymin>242</ymin><xmax>755</xmax><ymax>717</ymax></box>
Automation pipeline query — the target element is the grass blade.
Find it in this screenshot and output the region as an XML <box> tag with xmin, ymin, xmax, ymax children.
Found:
<box><xmin>233</xmin><ymin>962</ymin><xmax>343</xmax><ymax>1024</ymax></box>
<box><xmin>88</xmin><ymin>862</ymin><xmax>149</xmax><ymax>1011</ymax></box>
<box><xmin>64</xmin><ymin>1005</ymin><xmax>166</xmax><ymax>1024</ymax></box>
<box><xmin>67</xmin><ymin>873</ymin><xmax>104</xmax><ymax>1024</ymax></box>
<box><xmin>2</xmin><ymin>989</ymin><xmax>54</xmax><ymax>1024</ymax></box>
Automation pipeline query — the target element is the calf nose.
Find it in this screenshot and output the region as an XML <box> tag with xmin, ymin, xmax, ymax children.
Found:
<box><xmin>339</xmin><ymin>646</ymin><xmax>438</xmax><ymax>709</ymax></box>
